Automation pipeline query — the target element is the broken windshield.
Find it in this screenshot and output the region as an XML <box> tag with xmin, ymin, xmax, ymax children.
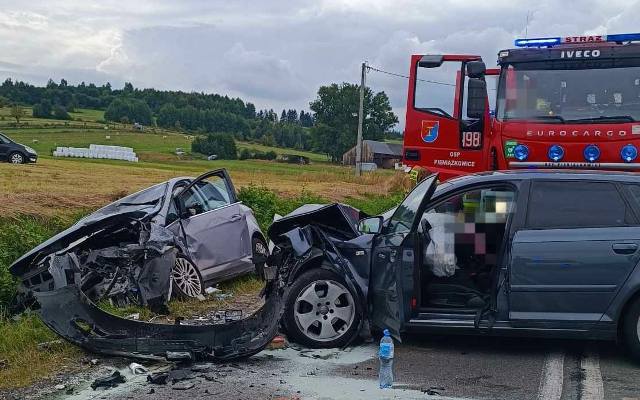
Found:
<box><xmin>496</xmin><ymin>63</ymin><xmax>640</xmax><ymax>122</ymax></box>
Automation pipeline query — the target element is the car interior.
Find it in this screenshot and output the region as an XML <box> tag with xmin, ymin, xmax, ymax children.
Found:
<box><xmin>166</xmin><ymin>176</ymin><xmax>232</xmax><ymax>224</ymax></box>
<box><xmin>419</xmin><ymin>186</ymin><xmax>515</xmax><ymax>311</ymax></box>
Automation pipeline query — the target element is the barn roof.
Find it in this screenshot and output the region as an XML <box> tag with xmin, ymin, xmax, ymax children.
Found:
<box><xmin>363</xmin><ymin>140</ymin><xmax>402</xmax><ymax>156</ymax></box>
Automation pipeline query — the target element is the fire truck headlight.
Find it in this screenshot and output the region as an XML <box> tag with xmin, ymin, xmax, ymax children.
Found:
<box><xmin>514</xmin><ymin>144</ymin><xmax>529</xmax><ymax>161</ymax></box>
<box><xmin>548</xmin><ymin>145</ymin><xmax>564</xmax><ymax>162</ymax></box>
<box><xmin>583</xmin><ymin>144</ymin><xmax>601</xmax><ymax>162</ymax></box>
<box><xmin>621</xmin><ymin>144</ymin><xmax>638</xmax><ymax>163</ymax></box>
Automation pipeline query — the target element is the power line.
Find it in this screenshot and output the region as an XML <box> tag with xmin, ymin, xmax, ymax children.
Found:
<box><xmin>366</xmin><ymin>65</ymin><xmax>457</xmax><ymax>87</ymax></box>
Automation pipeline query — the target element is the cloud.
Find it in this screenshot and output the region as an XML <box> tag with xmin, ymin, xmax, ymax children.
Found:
<box><xmin>0</xmin><ymin>0</ymin><xmax>639</xmax><ymax>125</ymax></box>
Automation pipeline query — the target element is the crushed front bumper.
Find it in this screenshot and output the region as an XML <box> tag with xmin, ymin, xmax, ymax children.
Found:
<box><xmin>33</xmin><ymin>268</ymin><xmax>284</xmax><ymax>361</ymax></box>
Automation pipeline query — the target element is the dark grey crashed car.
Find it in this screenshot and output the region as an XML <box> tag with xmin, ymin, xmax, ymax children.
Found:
<box><xmin>270</xmin><ymin>171</ymin><xmax>640</xmax><ymax>359</ymax></box>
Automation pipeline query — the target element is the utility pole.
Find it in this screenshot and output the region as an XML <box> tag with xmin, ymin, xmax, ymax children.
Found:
<box><xmin>355</xmin><ymin>61</ymin><xmax>367</xmax><ymax>176</ymax></box>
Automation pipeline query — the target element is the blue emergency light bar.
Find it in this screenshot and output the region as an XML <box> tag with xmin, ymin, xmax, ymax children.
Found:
<box><xmin>514</xmin><ymin>33</ymin><xmax>640</xmax><ymax>48</ymax></box>
<box><xmin>514</xmin><ymin>37</ymin><xmax>561</xmax><ymax>47</ymax></box>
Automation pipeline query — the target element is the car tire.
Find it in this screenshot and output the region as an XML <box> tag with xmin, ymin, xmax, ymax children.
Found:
<box><xmin>171</xmin><ymin>256</ymin><xmax>204</xmax><ymax>299</ymax></box>
<box><xmin>621</xmin><ymin>297</ymin><xmax>640</xmax><ymax>361</ymax></box>
<box><xmin>252</xmin><ymin>236</ymin><xmax>269</xmax><ymax>279</ymax></box>
<box><xmin>283</xmin><ymin>268</ymin><xmax>361</xmax><ymax>348</ymax></box>
<box><xmin>9</xmin><ymin>152</ymin><xmax>25</xmax><ymax>164</ymax></box>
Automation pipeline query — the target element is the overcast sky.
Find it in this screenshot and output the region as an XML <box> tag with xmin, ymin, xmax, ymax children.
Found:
<box><xmin>0</xmin><ymin>0</ymin><xmax>638</xmax><ymax>127</ymax></box>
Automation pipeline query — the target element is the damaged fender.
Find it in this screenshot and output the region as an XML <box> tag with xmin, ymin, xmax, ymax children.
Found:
<box><xmin>267</xmin><ymin>204</ymin><xmax>376</xmax><ymax>341</ymax></box>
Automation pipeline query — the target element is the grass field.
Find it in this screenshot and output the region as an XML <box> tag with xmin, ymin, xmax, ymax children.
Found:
<box><xmin>0</xmin><ymin>108</ymin><xmax>406</xmax><ymax>391</ymax></box>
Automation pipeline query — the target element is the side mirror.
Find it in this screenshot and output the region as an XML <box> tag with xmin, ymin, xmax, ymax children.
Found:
<box><xmin>466</xmin><ymin>61</ymin><xmax>486</xmax><ymax>78</ymax></box>
<box><xmin>357</xmin><ymin>216</ymin><xmax>383</xmax><ymax>234</ymax></box>
<box><xmin>466</xmin><ymin>78</ymin><xmax>487</xmax><ymax>119</ymax></box>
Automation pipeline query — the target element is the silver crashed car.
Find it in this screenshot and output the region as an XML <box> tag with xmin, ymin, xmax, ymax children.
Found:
<box><xmin>12</xmin><ymin>168</ymin><xmax>267</xmax><ymax>302</ymax></box>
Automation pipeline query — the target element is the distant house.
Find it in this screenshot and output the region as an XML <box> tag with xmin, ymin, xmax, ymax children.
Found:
<box><xmin>342</xmin><ymin>140</ymin><xmax>402</xmax><ymax>169</ymax></box>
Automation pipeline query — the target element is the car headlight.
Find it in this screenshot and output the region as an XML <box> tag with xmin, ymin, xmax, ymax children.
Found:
<box><xmin>24</xmin><ymin>146</ymin><xmax>37</xmax><ymax>155</ymax></box>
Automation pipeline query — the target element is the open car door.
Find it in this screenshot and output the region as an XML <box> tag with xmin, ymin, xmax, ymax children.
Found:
<box><xmin>403</xmin><ymin>54</ymin><xmax>493</xmax><ymax>180</ymax></box>
<box><xmin>174</xmin><ymin>169</ymin><xmax>252</xmax><ymax>272</ymax></box>
<box><xmin>369</xmin><ymin>174</ymin><xmax>438</xmax><ymax>339</ymax></box>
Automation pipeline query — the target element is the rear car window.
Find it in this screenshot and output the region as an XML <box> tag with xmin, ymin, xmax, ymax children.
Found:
<box><xmin>527</xmin><ymin>181</ymin><xmax>633</xmax><ymax>229</ymax></box>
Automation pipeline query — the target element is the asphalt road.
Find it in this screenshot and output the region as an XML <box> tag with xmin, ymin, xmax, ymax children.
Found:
<box><xmin>54</xmin><ymin>334</ymin><xmax>640</xmax><ymax>400</ymax></box>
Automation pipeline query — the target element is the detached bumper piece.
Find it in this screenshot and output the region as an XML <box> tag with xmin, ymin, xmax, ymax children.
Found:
<box><xmin>34</xmin><ymin>278</ymin><xmax>283</xmax><ymax>361</ymax></box>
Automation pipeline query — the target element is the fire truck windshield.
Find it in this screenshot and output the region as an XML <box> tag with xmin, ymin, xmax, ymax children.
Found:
<box><xmin>496</xmin><ymin>63</ymin><xmax>640</xmax><ymax>123</ymax></box>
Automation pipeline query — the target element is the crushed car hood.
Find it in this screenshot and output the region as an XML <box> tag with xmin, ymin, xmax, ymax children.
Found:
<box><xmin>10</xmin><ymin>183</ymin><xmax>167</xmax><ymax>275</ymax></box>
<box><xmin>268</xmin><ymin>203</ymin><xmax>366</xmax><ymax>240</ymax></box>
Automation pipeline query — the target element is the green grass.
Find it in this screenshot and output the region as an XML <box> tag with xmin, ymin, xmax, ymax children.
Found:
<box><xmin>0</xmin><ymin>312</ymin><xmax>80</xmax><ymax>390</ymax></box>
<box><xmin>3</xmin><ymin>127</ymin><xmax>193</xmax><ymax>157</ymax></box>
<box><xmin>0</xmin><ymin>106</ymin><xmax>103</xmax><ymax>123</ymax></box>
<box><xmin>236</xmin><ymin>141</ymin><xmax>330</xmax><ymax>162</ymax></box>
<box><xmin>2</xmin><ymin>126</ymin><xmax>334</xmax><ymax>165</ymax></box>
<box><xmin>0</xmin><ymin>215</ymin><xmax>79</xmax><ymax>306</ymax></box>
<box><xmin>68</xmin><ymin>108</ymin><xmax>105</xmax><ymax>122</ymax></box>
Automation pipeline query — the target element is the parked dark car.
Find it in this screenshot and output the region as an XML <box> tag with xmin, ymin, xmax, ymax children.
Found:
<box><xmin>11</xmin><ymin>169</ymin><xmax>268</xmax><ymax>303</ymax></box>
<box><xmin>269</xmin><ymin>171</ymin><xmax>640</xmax><ymax>358</ymax></box>
<box><xmin>0</xmin><ymin>132</ymin><xmax>38</xmax><ymax>163</ymax></box>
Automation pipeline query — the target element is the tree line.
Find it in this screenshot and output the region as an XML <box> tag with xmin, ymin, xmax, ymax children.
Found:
<box><xmin>0</xmin><ymin>77</ymin><xmax>399</xmax><ymax>162</ymax></box>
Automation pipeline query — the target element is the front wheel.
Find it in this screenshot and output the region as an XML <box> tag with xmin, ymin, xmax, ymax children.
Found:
<box><xmin>283</xmin><ymin>268</ymin><xmax>361</xmax><ymax>348</ymax></box>
<box><xmin>9</xmin><ymin>152</ymin><xmax>25</xmax><ymax>164</ymax></box>
<box><xmin>171</xmin><ymin>256</ymin><xmax>204</xmax><ymax>299</ymax></box>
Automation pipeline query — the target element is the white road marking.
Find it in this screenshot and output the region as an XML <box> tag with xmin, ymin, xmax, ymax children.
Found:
<box><xmin>580</xmin><ymin>348</ymin><xmax>604</xmax><ymax>400</ymax></box>
<box><xmin>537</xmin><ymin>351</ymin><xmax>565</xmax><ymax>400</ymax></box>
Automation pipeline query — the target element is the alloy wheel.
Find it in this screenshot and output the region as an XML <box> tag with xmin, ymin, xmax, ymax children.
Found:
<box><xmin>9</xmin><ymin>153</ymin><xmax>24</xmax><ymax>164</ymax></box>
<box><xmin>172</xmin><ymin>257</ymin><xmax>202</xmax><ymax>298</ymax></box>
<box><xmin>294</xmin><ymin>279</ymin><xmax>355</xmax><ymax>342</ymax></box>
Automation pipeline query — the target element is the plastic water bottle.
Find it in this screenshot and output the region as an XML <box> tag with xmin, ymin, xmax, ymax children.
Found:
<box><xmin>378</xmin><ymin>329</ymin><xmax>394</xmax><ymax>389</ymax></box>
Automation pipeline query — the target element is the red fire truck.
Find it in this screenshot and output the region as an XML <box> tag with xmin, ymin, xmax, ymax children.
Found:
<box><xmin>403</xmin><ymin>33</ymin><xmax>640</xmax><ymax>181</ymax></box>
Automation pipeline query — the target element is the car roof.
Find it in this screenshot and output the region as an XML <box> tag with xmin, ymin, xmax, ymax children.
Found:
<box><xmin>445</xmin><ymin>169</ymin><xmax>640</xmax><ymax>186</ymax></box>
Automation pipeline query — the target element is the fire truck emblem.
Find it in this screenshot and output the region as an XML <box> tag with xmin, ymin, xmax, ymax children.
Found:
<box><xmin>421</xmin><ymin>120</ymin><xmax>439</xmax><ymax>143</ymax></box>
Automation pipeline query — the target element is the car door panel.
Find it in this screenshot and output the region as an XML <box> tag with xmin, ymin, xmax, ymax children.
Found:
<box><xmin>510</xmin><ymin>227</ymin><xmax>640</xmax><ymax>322</ymax></box>
<box><xmin>180</xmin><ymin>203</ymin><xmax>250</xmax><ymax>276</ymax></box>
<box><xmin>173</xmin><ymin>169</ymin><xmax>251</xmax><ymax>281</ymax></box>
<box><xmin>369</xmin><ymin>175</ymin><xmax>438</xmax><ymax>339</ymax></box>
<box><xmin>370</xmin><ymin>233</ymin><xmax>407</xmax><ymax>338</ymax></box>
<box><xmin>0</xmin><ymin>142</ymin><xmax>9</xmax><ymax>160</ymax></box>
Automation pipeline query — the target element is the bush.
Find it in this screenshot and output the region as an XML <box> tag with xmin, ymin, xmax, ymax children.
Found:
<box><xmin>32</xmin><ymin>100</ymin><xmax>52</xmax><ymax>118</ymax></box>
<box><xmin>238</xmin><ymin>148</ymin><xmax>278</xmax><ymax>161</ymax></box>
<box><xmin>192</xmin><ymin>133</ymin><xmax>238</xmax><ymax>159</ymax></box>
<box><xmin>52</xmin><ymin>105</ymin><xmax>71</xmax><ymax>120</ymax></box>
<box><xmin>238</xmin><ymin>185</ymin><xmax>324</xmax><ymax>231</ymax></box>
<box><xmin>239</xmin><ymin>148</ymin><xmax>251</xmax><ymax>160</ymax></box>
